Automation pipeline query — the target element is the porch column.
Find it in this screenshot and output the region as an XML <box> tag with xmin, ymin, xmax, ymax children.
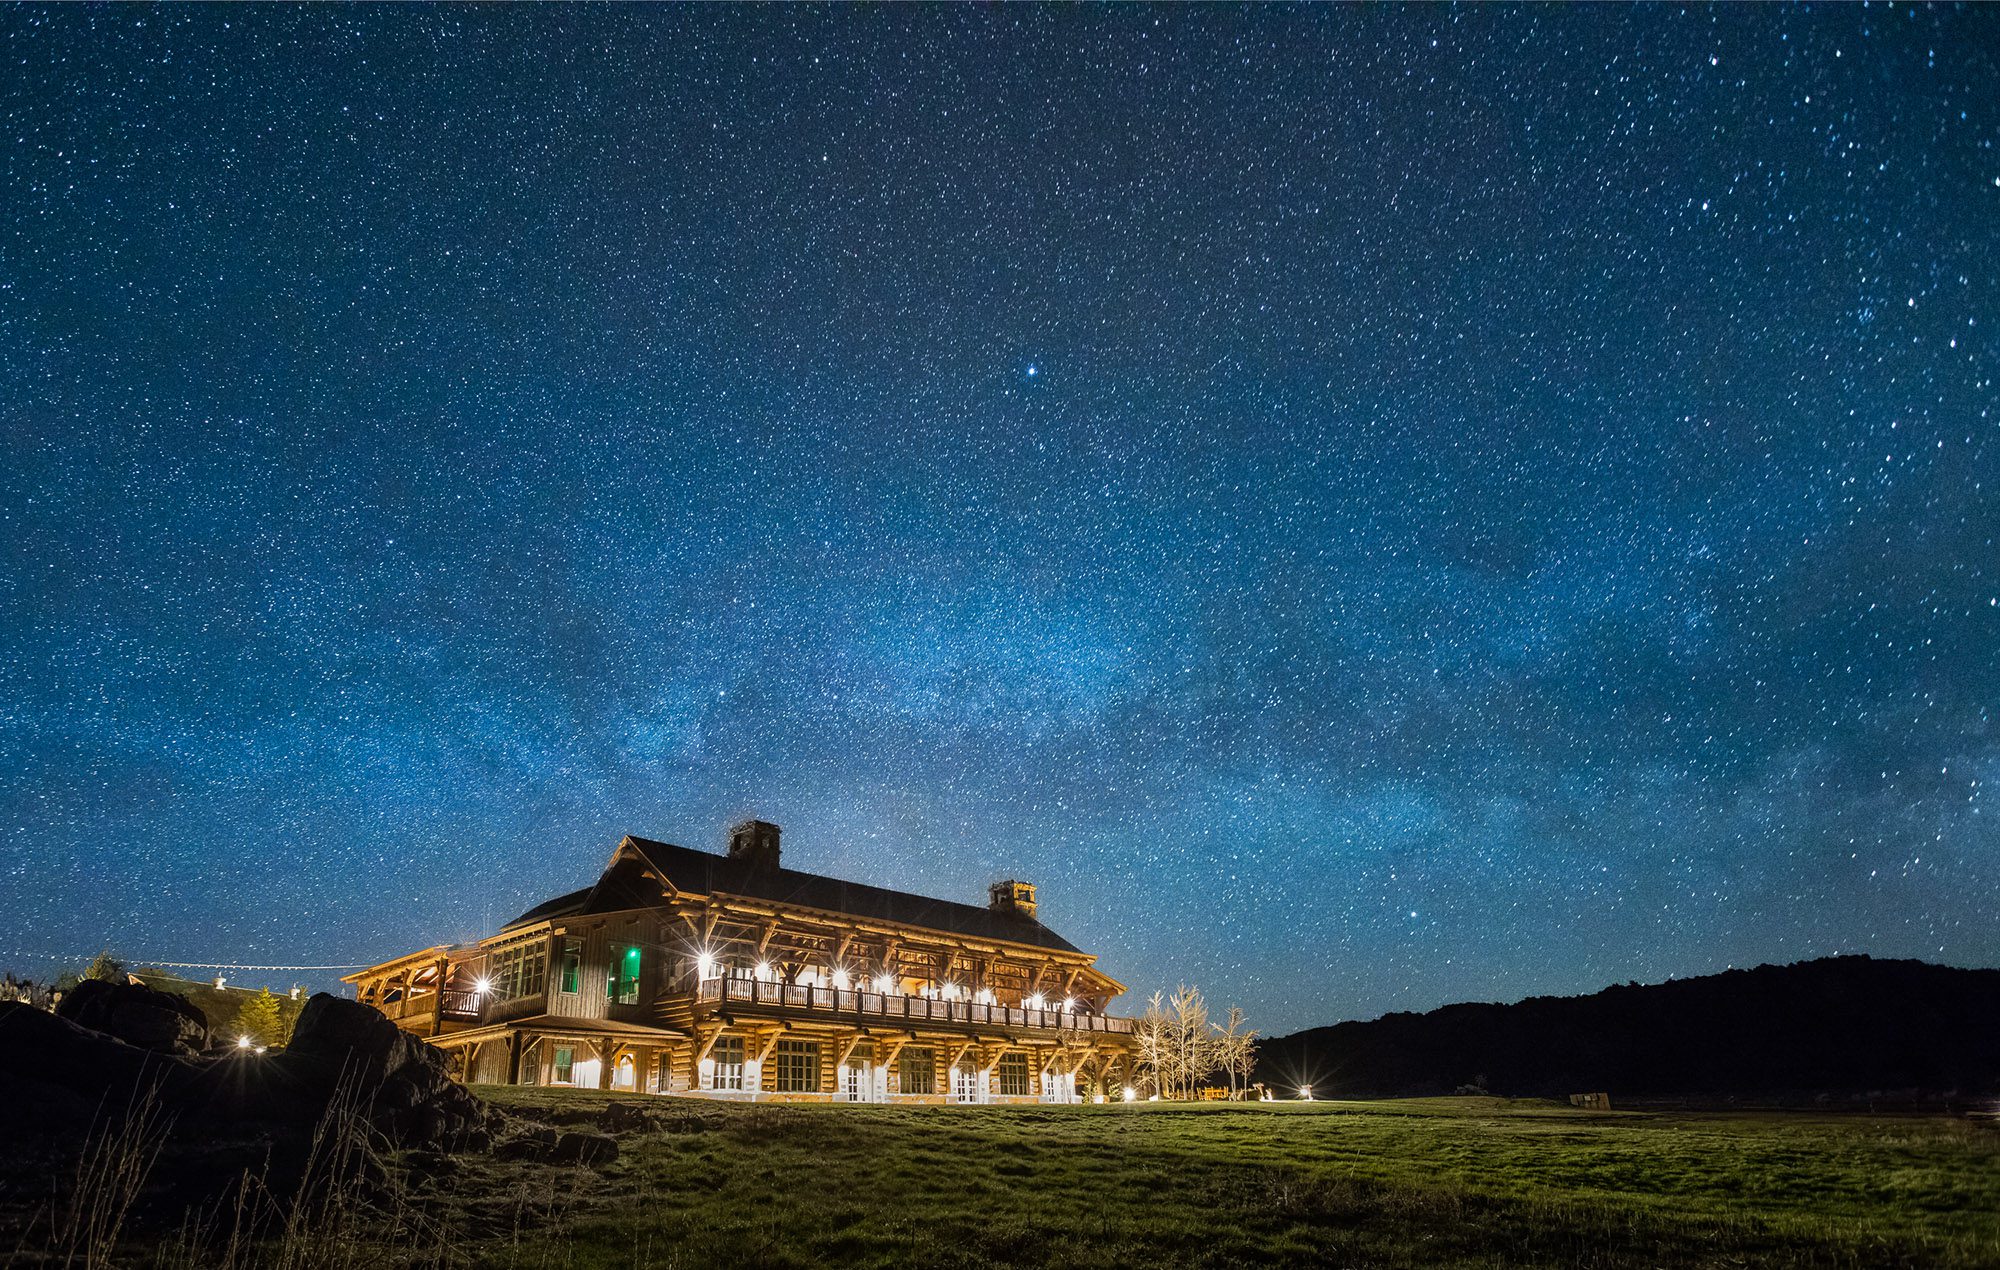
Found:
<box><xmin>506</xmin><ymin>1030</ymin><xmax>523</xmax><ymax>1084</ymax></box>
<box><xmin>429</xmin><ymin>955</ymin><xmax>449</xmax><ymax>1036</ymax></box>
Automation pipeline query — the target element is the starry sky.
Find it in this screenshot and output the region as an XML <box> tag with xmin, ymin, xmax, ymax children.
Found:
<box><xmin>3</xmin><ymin>6</ymin><xmax>1996</xmax><ymax>1034</ymax></box>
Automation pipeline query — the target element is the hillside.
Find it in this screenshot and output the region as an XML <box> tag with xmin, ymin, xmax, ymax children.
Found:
<box><xmin>1252</xmin><ymin>955</ymin><xmax>2000</xmax><ymax>1102</ymax></box>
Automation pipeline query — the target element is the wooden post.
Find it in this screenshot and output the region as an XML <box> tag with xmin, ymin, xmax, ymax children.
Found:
<box><xmin>506</xmin><ymin>1030</ymin><xmax>523</xmax><ymax>1084</ymax></box>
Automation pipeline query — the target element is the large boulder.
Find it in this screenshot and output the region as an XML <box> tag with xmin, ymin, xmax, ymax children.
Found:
<box><xmin>0</xmin><ymin>1001</ymin><xmax>195</xmax><ymax>1128</ymax></box>
<box><xmin>55</xmin><ymin>978</ymin><xmax>209</xmax><ymax>1056</ymax></box>
<box><xmin>241</xmin><ymin>994</ymin><xmax>489</xmax><ymax>1152</ymax></box>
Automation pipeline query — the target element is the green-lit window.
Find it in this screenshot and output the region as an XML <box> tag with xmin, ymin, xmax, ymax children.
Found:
<box><xmin>559</xmin><ymin>938</ymin><xmax>580</xmax><ymax>994</ymax></box>
<box><xmin>899</xmin><ymin>1046</ymin><xmax>935</xmax><ymax>1095</ymax></box>
<box><xmin>553</xmin><ymin>1046</ymin><xmax>574</xmax><ymax>1084</ymax></box>
<box><xmin>607</xmin><ymin>944</ymin><xmax>641</xmax><ymax>1004</ymax></box>
<box><xmin>996</xmin><ymin>1053</ymin><xmax>1029</xmax><ymax>1097</ymax></box>
<box><xmin>773</xmin><ymin>1039</ymin><xmax>818</xmax><ymax>1093</ymax></box>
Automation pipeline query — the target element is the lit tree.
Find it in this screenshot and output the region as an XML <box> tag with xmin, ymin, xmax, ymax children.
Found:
<box><xmin>84</xmin><ymin>949</ymin><xmax>127</xmax><ymax>983</ymax></box>
<box><xmin>1215</xmin><ymin>1005</ymin><xmax>1258</xmax><ymax>1100</ymax></box>
<box><xmin>235</xmin><ymin>987</ymin><xmax>289</xmax><ymax>1047</ymax></box>
<box><xmin>1134</xmin><ymin>985</ymin><xmax>1236</xmax><ymax>1099</ymax></box>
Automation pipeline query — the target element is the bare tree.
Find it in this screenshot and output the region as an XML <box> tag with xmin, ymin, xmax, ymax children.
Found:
<box><xmin>1134</xmin><ymin>985</ymin><xmax>1250</xmax><ymax>1099</ymax></box>
<box><xmin>1215</xmin><ymin>1005</ymin><xmax>1258</xmax><ymax>1099</ymax></box>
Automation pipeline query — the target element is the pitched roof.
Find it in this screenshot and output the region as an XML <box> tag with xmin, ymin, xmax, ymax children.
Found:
<box><xmin>506</xmin><ymin>836</ymin><xmax>1084</xmax><ymax>955</ymax></box>
<box><xmin>500</xmin><ymin>886</ymin><xmax>592</xmax><ymax>932</ymax></box>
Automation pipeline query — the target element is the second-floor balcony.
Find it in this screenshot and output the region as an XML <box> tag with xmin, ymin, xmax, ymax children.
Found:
<box><xmin>694</xmin><ymin>977</ymin><xmax>1135</xmax><ymax>1035</ymax></box>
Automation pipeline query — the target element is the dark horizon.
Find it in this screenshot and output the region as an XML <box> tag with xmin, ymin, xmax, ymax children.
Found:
<box><xmin>3</xmin><ymin>6</ymin><xmax>1995</xmax><ymax>1034</ymax></box>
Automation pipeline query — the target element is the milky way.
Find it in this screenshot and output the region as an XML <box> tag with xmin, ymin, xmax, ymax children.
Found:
<box><xmin>2</xmin><ymin>6</ymin><xmax>1995</xmax><ymax>1031</ymax></box>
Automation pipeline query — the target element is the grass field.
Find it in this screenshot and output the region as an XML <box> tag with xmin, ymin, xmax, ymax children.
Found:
<box><xmin>445</xmin><ymin>1089</ymin><xmax>2000</xmax><ymax>1268</ymax></box>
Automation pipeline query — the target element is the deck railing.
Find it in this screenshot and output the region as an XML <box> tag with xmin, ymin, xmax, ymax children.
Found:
<box><xmin>695</xmin><ymin>977</ymin><xmax>1135</xmax><ymax>1034</ymax></box>
<box><xmin>438</xmin><ymin>989</ymin><xmax>483</xmax><ymax>1020</ymax></box>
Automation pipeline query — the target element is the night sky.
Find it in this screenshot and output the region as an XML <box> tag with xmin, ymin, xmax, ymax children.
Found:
<box><xmin>3</xmin><ymin>6</ymin><xmax>1996</xmax><ymax>1034</ymax></box>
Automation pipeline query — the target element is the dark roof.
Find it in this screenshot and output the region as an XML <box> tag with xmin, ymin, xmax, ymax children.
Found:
<box><xmin>508</xmin><ymin>836</ymin><xmax>1084</xmax><ymax>955</ymax></box>
<box><xmin>501</xmin><ymin>885</ymin><xmax>591</xmax><ymax>931</ymax></box>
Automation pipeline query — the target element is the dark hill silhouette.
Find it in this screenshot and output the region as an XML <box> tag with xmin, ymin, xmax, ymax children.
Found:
<box><xmin>1252</xmin><ymin>956</ymin><xmax>2000</xmax><ymax>1102</ymax></box>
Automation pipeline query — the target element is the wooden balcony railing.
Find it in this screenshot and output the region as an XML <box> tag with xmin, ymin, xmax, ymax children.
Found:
<box><xmin>694</xmin><ymin>977</ymin><xmax>1135</xmax><ymax>1034</ymax></box>
<box><xmin>438</xmin><ymin>989</ymin><xmax>483</xmax><ymax>1020</ymax></box>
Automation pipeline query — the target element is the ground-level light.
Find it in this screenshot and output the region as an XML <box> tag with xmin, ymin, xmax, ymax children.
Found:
<box><xmin>1122</xmin><ymin>1086</ymin><xmax>1137</xmax><ymax>1102</ymax></box>
<box><xmin>237</xmin><ymin>1035</ymin><xmax>253</xmax><ymax>1050</ymax></box>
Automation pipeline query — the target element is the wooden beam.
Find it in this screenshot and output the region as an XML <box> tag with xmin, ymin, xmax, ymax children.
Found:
<box><xmin>750</xmin><ymin>1030</ymin><xmax>785</xmax><ymax>1065</ymax></box>
<box><xmin>830</xmin><ymin>1033</ymin><xmax>865</xmax><ymax>1076</ymax></box>
<box><xmin>874</xmin><ymin>1036</ymin><xmax>909</xmax><ymax>1072</ymax></box>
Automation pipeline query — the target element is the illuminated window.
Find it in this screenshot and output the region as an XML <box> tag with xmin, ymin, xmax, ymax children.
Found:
<box><xmin>558</xmin><ymin>938</ymin><xmax>580</xmax><ymax>994</ymax></box>
<box><xmin>488</xmin><ymin>944</ymin><xmax>546</xmax><ymax>1000</ymax></box>
<box><xmin>899</xmin><ymin>1046</ymin><xmax>935</xmax><ymax>1095</ymax></box>
<box><xmin>996</xmin><ymin>1053</ymin><xmax>1029</xmax><ymax>1097</ymax></box>
<box><xmin>709</xmin><ymin>1035</ymin><xmax>745</xmax><ymax>1091</ymax></box>
<box><xmin>773</xmin><ymin>1039</ymin><xmax>818</xmax><ymax>1093</ymax></box>
<box><xmin>607</xmin><ymin>944</ymin><xmax>641</xmax><ymax>1004</ymax></box>
<box><xmin>552</xmin><ymin>1046</ymin><xmax>574</xmax><ymax>1084</ymax></box>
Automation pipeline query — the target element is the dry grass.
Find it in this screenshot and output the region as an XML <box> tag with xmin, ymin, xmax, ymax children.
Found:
<box><xmin>6</xmin><ymin>1090</ymin><xmax>1996</xmax><ymax>1268</ymax></box>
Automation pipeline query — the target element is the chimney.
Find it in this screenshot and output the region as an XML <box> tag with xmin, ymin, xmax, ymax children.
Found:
<box><xmin>988</xmin><ymin>879</ymin><xmax>1037</xmax><ymax>920</ymax></box>
<box><xmin>727</xmin><ymin>819</ymin><xmax>782</xmax><ymax>871</ymax></box>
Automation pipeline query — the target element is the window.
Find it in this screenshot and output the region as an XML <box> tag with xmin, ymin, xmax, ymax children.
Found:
<box><xmin>552</xmin><ymin>1046</ymin><xmax>574</xmax><ymax>1084</ymax></box>
<box><xmin>996</xmin><ymin>1053</ymin><xmax>1030</xmax><ymax>1097</ymax></box>
<box><xmin>488</xmin><ymin>943</ymin><xmax>546</xmax><ymax>1001</ymax></box>
<box><xmin>773</xmin><ymin>1039</ymin><xmax>819</xmax><ymax>1093</ymax></box>
<box><xmin>899</xmin><ymin>1047</ymin><xmax>935</xmax><ymax>1096</ymax></box>
<box><xmin>709</xmin><ymin>1035</ymin><xmax>745</xmax><ymax>1092</ymax></box>
<box><xmin>606</xmin><ymin>944</ymin><xmax>641</xmax><ymax>1004</ymax></box>
<box><xmin>558</xmin><ymin>938</ymin><xmax>580</xmax><ymax>994</ymax></box>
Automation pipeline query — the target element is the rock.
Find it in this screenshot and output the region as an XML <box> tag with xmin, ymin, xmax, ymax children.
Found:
<box><xmin>493</xmin><ymin>1127</ymin><xmax>558</xmax><ymax>1162</ymax></box>
<box><xmin>0</xmin><ymin>993</ymin><xmax>494</xmax><ymax>1231</ymax></box>
<box><xmin>54</xmin><ymin>978</ymin><xmax>209</xmax><ymax>1056</ymax></box>
<box><xmin>250</xmin><ymin>994</ymin><xmax>488</xmax><ymax>1152</ymax></box>
<box><xmin>0</xmin><ymin>1001</ymin><xmax>194</xmax><ymax>1107</ymax></box>
<box><xmin>550</xmin><ymin>1131</ymin><xmax>618</xmax><ymax>1167</ymax></box>
<box><xmin>598</xmin><ymin>1101</ymin><xmax>653</xmax><ymax>1134</ymax></box>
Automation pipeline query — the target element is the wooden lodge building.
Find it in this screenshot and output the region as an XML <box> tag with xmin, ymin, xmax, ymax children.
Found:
<box><xmin>347</xmin><ymin>821</ymin><xmax>1138</xmax><ymax>1103</ymax></box>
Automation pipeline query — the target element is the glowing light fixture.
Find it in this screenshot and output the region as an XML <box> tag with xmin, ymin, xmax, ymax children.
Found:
<box><xmin>1122</xmin><ymin>1086</ymin><xmax>1137</xmax><ymax>1102</ymax></box>
<box><xmin>1060</xmin><ymin>997</ymin><xmax>1075</xmax><ymax>1013</ymax></box>
<box><xmin>697</xmin><ymin>952</ymin><xmax>717</xmax><ymax>980</ymax></box>
<box><xmin>754</xmin><ymin>962</ymin><xmax>773</xmax><ymax>982</ymax></box>
<box><xmin>1025</xmin><ymin>993</ymin><xmax>1046</xmax><ymax>1010</ymax></box>
<box><xmin>873</xmin><ymin>973</ymin><xmax>896</xmax><ymax>994</ymax></box>
<box><xmin>830</xmin><ymin>968</ymin><xmax>850</xmax><ymax>991</ymax></box>
<box><xmin>1299</xmin><ymin>1084</ymin><xmax>1314</xmax><ymax>1101</ymax></box>
<box><xmin>473</xmin><ymin>977</ymin><xmax>492</xmax><ymax>995</ymax></box>
<box><xmin>237</xmin><ymin>1035</ymin><xmax>253</xmax><ymax>1050</ymax></box>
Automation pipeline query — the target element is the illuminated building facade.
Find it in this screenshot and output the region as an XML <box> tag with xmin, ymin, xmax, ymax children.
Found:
<box><xmin>346</xmin><ymin>821</ymin><xmax>1137</xmax><ymax>1102</ymax></box>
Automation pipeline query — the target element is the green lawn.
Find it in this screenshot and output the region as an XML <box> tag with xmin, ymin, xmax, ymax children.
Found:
<box><xmin>450</xmin><ymin>1089</ymin><xmax>2000</xmax><ymax>1268</ymax></box>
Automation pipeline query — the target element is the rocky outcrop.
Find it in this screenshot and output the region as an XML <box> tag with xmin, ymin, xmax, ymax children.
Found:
<box><xmin>0</xmin><ymin>989</ymin><xmax>495</xmax><ymax>1220</ymax></box>
<box><xmin>54</xmin><ymin>977</ymin><xmax>209</xmax><ymax>1056</ymax></box>
<box><xmin>230</xmin><ymin>993</ymin><xmax>490</xmax><ymax>1153</ymax></box>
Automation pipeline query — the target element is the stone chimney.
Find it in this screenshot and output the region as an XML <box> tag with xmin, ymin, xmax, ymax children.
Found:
<box><xmin>727</xmin><ymin>819</ymin><xmax>782</xmax><ymax>871</ymax></box>
<box><xmin>988</xmin><ymin>879</ymin><xmax>1037</xmax><ymax>920</ymax></box>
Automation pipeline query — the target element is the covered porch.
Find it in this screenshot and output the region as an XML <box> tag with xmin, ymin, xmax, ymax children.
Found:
<box><xmin>432</xmin><ymin>1015</ymin><xmax>685</xmax><ymax>1091</ymax></box>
